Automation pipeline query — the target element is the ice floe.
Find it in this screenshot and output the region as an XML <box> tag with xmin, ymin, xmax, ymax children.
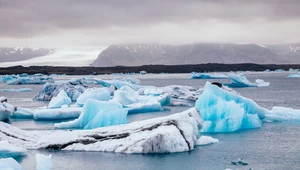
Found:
<box><xmin>0</xmin><ymin>88</ymin><xmax>33</xmax><ymax>92</ymax></box>
<box><xmin>227</xmin><ymin>73</ymin><xmax>270</xmax><ymax>87</ymax></box>
<box><xmin>36</xmin><ymin>154</ymin><xmax>53</xmax><ymax>170</ymax></box>
<box><xmin>34</xmin><ymin>107</ymin><xmax>82</xmax><ymax>120</ymax></box>
<box><xmin>191</xmin><ymin>72</ymin><xmax>228</xmax><ymax>79</ymax></box>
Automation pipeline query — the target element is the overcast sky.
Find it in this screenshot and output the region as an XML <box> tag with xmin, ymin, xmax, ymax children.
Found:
<box><xmin>1</xmin><ymin>0</ymin><xmax>300</xmax><ymax>48</ymax></box>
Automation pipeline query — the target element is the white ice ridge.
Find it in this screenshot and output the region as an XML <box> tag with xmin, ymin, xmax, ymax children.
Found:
<box><xmin>0</xmin><ymin>109</ymin><xmax>201</xmax><ymax>153</ymax></box>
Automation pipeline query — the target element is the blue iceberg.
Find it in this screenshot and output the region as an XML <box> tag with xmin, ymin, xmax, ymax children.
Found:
<box><xmin>48</xmin><ymin>90</ymin><xmax>71</xmax><ymax>108</ymax></box>
<box><xmin>55</xmin><ymin>99</ymin><xmax>127</xmax><ymax>129</ymax></box>
<box><xmin>191</xmin><ymin>72</ymin><xmax>228</xmax><ymax>79</ymax></box>
<box><xmin>76</xmin><ymin>88</ymin><xmax>110</xmax><ymax>106</ymax></box>
<box><xmin>195</xmin><ymin>82</ymin><xmax>269</xmax><ymax>132</ymax></box>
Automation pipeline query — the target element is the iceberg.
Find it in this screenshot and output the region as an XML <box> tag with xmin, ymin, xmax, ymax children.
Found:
<box><xmin>191</xmin><ymin>72</ymin><xmax>228</xmax><ymax>79</ymax></box>
<box><xmin>287</xmin><ymin>72</ymin><xmax>300</xmax><ymax>78</ymax></box>
<box><xmin>227</xmin><ymin>73</ymin><xmax>256</xmax><ymax>87</ymax></box>
<box><xmin>55</xmin><ymin>99</ymin><xmax>127</xmax><ymax>129</ymax></box>
<box><xmin>48</xmin><ymin>90</ymin><xmax>71</xmax><ymax>108</ymax></box>
<box><xmin>1</xmin><ymin>108</ymin><xmax>201</xmax><ymax>154</ymax></box>
<box><xmin>196</xmin><ymin>136</ymin><xmax>219</xmax><ymax>146</ymax></box>
<box><xmin>0</xmin><ymin>141</ymin><xmax>27</xmax><ymax>158</ymax></box>
<box><xmin>143</xmin><ymin>88</ymin><xmax>164</xmax><ymax>96</ymax></box>
<box><xmin>227</xmin><ymin>73</ymin><xmax>270</xmax><ymax>87</ymax></box>
<box><xmin>33</xmin><ymin>80</ymin><xmax>86</xmax><ymax>101</ymax></box>
<box><xmin>0</xmin><ymin>75</ymin><xmax>18</xmax><ymax>83</ymax></box>
<box><xmin>0</xmin><ymin>158</ymin><xmax>23</xmax><ymax>170</ymax></box>
<box><xmin>255</xmin><ymin>79</ymin><xmax>270</xmax><ymax>87</ymax></box>
<box><xmin>36</xmin><ymin>154</ymin><xmax>53</xmax><ymax>170</ymax></box>
<box><xmin>34</xmin><ymin>107</ymin><xmax>82</xmax><ymax>120</ymax></box>
<box><xmin>76</xmin><ymin>88</ymin><xmax>110</xmax><ymax>106</ymax></box>
<box><xmin>0</xmin><ymin>88</ymin><xmax>33</xmax><ymax>92</ymax></box>
<box><xmin>195</xmin><ymin>82</ymin><xmax>267</xmax><ymax>132</ymax></box>
<box><xmin>11</xmin><ymin>107</ymin><xmax>34</xmax><ymax>119</ymax></box>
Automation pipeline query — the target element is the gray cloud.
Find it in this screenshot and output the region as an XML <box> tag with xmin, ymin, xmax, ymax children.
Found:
<box><xmin>1</xmin><ymin>0</ymin><xmax>300</xmax><ymax>38</ymax></box>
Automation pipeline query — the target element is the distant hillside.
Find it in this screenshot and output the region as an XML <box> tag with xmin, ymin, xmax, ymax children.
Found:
<box><xmin>0</xmin><ymin>47</ymin><xmax>54</xmax><ymax>62</ymax></box>
<box><xmin>92</xmin><ymin>43</ymin><xmax>300</xmax><ymax>67</ymax></box>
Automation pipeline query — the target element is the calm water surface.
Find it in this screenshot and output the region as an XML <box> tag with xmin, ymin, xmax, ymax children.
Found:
<box><xmin>1</xmin><ymin>72</ymin><xmax>300</xmax><ymax>170</ymax></box>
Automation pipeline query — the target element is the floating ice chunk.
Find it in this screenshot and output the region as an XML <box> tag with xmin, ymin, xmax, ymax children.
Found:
<box><xmin>274</xmin><ymin>69</ymin><xmax>285</xmax><ymax>72</ymax></box>
<box><xmin>55</xmin><ymin>99</ymin><xmax>126</xmax><ymax>129</ymax></box>
<box><xmin>39</xmin><ymin>111</ymin><xmax>199</xmax><ymax>153</ymax></box>
<box><xmin>0</xmin><ymin>141</ymin><xmax>27</xmax><ymax>158</ymax></box>
<box><xmin>191</xmin><ymin>72</ymin><xmax>228</xmax><ymax>79</ymax></box>
<box><xmin>196</xmin><ymin>136</ymin><xmax>219</xmax><ymax>146</ymax></box>
<box><xmin>264</xmin><ymin>107</ymin><xmax>300</xmax><ymax>122</ymax></box>
<box><xmin>255</xmin><ymin>79</ymin><xmax>270</xmax><ymax>87</ymax></box>
<box><xmin>48</xmin><ymin>90</ymin><xmax>71</xmax><ymax>108</ymax></box>
<box><xmin>138</xmin><ymin>93</ymin><xmax>171</xmax><ymax>106</ymax></box>
<box><xmin>34</xmin><ymin>107</ymin><xmax>82</xmax><ymax>120</ymax></box>
<box><xmin>140</xmin><ymin>70</ymin><xmax>147</xmax><ymax>75</ymax></box>
<box><xmin>76</xmin><ymin>88</ymin><xmax>110</xmax><ymax>106</ymax></box>
<box><xmin>0</xmin><ymin>88</ymin><xmax>33</xmax><ymax>92</ymax></box>
<box><xmin>196</xmin><ymin>82</ymin><xmax>266</xmax><ymax>132</ymax></box>
<box><xmin>0</xmin><ymin>75</ymin><xmax>18</xmax><ymax>83</ymax></box>
<box><xmin>11</xmin><ymin>107</ymin><xmax>34</xmax><ymax>119</ymax></box>
<box><xmin>124</xmin><ymin>102</ymin><xmax>163</xmax><ymax>114</ymax></box>
<box><xmin>0</xmin><ymin>158</ymin><xmax>23</xmax><ymax>170</ymax></box>
<box><xmin>287</xmin><ymin>72</ymin><xmax>300</xmax><ymax>78</ymax></box>
<box><xmin>34</xmin><ymin>80</ymin><xmax>86</xmax><ymax>101</ymax></box>
<box><xmin>227</xmin><ymin>73</ymin><xmax>256</xmax><ymax>87</ymax></box>
<box><xmin>36</xmin><ymin>154</ymin><xmax>53</xmax><ymax>170</ymax></box>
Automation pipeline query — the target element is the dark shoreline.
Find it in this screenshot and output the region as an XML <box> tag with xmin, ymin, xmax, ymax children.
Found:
<box><xmin>0</xmin><ymin>63</ymin><xmax>299</xmax><ymax>75</ymax></box>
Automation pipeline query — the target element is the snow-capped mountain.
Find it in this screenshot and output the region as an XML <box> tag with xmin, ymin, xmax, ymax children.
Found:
<box><xmin>0</xmin><ymin>47</ymin><xmax>54</xmax><ymax>62</ymax></box>
<box><xmin>92</xmin><ymin>43</ymin><xmax>300</xmax><ymax>67</ymax></box>
<box><xmin>0</xmin><ymin>48</ymin><xmax>102</xmax><ymax>67</ymax></box>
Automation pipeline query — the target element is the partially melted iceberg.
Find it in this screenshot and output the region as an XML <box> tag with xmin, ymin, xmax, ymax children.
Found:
<box><xmin>0</xmin><ymin>109</ymin><xmax>201</xmax><ymax>154</ymax></box>
<box><xmin>55</xmin><ymin>99</ymin><xmax>127</xmax><ymax>129</ymax></box>
<box><xmin>196</xmin><ymin>136</ymin><xmax>219</xmax><ymax>146</ymax></box>
<box><xmin>0</xmin><ymin>99</ymin><xmax>15</xmax><ymax>121</ymax></box>
<box><xmin>195</xmin><ymin>82</ymin><xmax>267</xmax><ymax>132</ymax></box>
<box><xmin>34</xmin><ymin>107</ymin><xmax>82</xmax><ymax>120</ymax></box>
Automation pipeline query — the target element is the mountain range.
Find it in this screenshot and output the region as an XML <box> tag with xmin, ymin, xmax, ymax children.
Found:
<box><xmin>92</xmin><ymin>43</ymin><xmax>300</xmax><ymax>67</ymax></box>
<box><xmin>1</xmin><ymin>43</ymin><xmax>300</xmax><ymax>67</ymax></box>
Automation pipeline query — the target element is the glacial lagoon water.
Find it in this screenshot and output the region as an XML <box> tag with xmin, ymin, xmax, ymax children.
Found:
<box><xmin>2</xmin><ymin>72</ymin><xmax>300</xmax><ymax>170</ymax></box>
